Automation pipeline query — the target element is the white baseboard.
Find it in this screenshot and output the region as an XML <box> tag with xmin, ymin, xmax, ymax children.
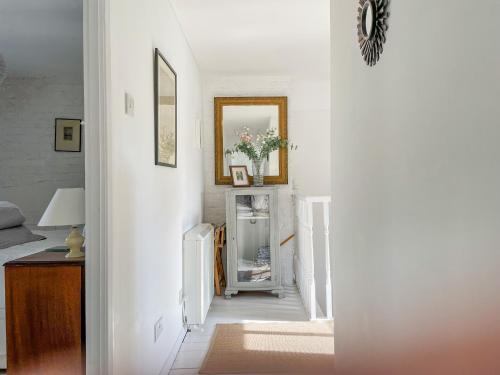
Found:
<box><xmin>0</xmin><ymin>353</ymin><xmax>5</xmax><ymax>369</ymax></box>
<box><xmin>159</xmin><ymin>326</ymin><xmax>187</xmax><ymax>375</ymax></box>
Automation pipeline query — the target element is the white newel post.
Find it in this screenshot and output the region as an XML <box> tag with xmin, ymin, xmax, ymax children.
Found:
<box><xmin>307</xmin><ymin>202</ymin><xmax>317</xmax><ymax>320</ymax></box>
<box><xmin>323</xmin><ymin>201</ymin><xmax>333</xmax><ymax>319</ymax></box>
<box><xmin>295</xmin><ymin>195</ymin><xmax>332</xmax><ymax>321</ymax></box>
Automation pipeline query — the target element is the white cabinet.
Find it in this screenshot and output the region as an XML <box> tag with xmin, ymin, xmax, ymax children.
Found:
<box><xmin>225</xmin><ymin>187</ymin><xmax>284</xmax><ymax>298</ymax></box>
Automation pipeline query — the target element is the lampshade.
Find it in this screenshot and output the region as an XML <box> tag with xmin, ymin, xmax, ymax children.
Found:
<box><xmin>38</xmin><ymin>188</ymin><xmax>85</xmax><ymax>226</ymax></box>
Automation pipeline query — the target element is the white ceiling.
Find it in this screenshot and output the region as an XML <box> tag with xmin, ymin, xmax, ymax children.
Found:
<box><xmin>170</xmin><ymin>0</ymin><xmax>330</xmax><ymax>79</ymax></box>
<box><xmin>0</xmin><ymin>0</ymin><xmax>83</xmax><ymax>80</ymax></box>
<box><xmin>0</xmin><ymin>1</ymin><xmax>328</xmax><ymax>80</ymax></box>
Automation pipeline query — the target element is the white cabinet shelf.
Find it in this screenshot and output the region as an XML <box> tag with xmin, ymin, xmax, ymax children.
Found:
<box><xmin>237</xmin><ymin>215</ymin><xmax>270</xmax><ymax>220</ymax></box>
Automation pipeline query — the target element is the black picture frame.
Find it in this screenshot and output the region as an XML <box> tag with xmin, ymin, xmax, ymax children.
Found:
<box><xmin>54</xmin><ymin>118</ymin><xmax>82</xmax><ymax>152</ymax></box>
<box><xmin>154</xmin><ymin>48</ymin><xmax>178</xmax><ymax>168</ymax></box>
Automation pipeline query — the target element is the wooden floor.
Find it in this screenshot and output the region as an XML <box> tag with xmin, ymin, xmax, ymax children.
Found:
<box><xmin>169</xmin><ymin>285</ymin><xmax>308</xmax><ymax>375</ymax></box>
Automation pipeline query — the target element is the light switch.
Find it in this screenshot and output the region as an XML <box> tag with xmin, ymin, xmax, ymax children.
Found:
<box><xmin>125</xmin><ymin>92</ymin><xmax>135</xmax><ymax>116</ymax></box>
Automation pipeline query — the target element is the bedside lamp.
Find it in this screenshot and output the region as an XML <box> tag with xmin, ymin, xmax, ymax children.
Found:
<box><xmin>39</xmin><ymin>188</ymin><xmax>85</xmax><ymax>258</ymax></box>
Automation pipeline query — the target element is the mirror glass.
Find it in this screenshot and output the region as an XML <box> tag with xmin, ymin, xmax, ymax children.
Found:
<box><xmin>363</xmin><ymin>2</ymin><xmax>374</xmax><ymax>38</ymax></box>
<box><xmin>223</xmin><ymin>105</ymin><xmax>280</xmax><ymax>177</ymax></box>
<box><xmin>235</xmin><ymin>194</ymin><xmax>272</xmax><ymax>283</ymax></box>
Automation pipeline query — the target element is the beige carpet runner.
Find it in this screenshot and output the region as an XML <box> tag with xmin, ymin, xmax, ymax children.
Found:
<box><xmin>199</xmin><ymin>321</ymin><xmax>335</xmax><ymax>374</ymax></box>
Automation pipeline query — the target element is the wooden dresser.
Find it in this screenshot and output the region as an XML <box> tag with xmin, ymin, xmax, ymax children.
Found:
<box><xmin>4</xmin><ymin>251</ymin><xmax>85</xmax><ymax>375</ymax></box>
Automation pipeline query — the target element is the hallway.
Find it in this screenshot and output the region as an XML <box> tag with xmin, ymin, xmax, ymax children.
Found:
<box><xmin>169</xmin><ymin>286</ymin><xmax>308</xmax><ymax>374</ymax></box>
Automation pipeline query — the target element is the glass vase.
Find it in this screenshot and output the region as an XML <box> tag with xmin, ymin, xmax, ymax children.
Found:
<box><xmin>252</xmin><ymin>158</ymin><xmax>266</xmax><ymax>187</ymax></box>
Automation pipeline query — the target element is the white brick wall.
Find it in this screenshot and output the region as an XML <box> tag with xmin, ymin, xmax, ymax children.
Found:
<box><xmin>201</xmin><ymin>75</ymin><xmax>331</xmax><ymax>285</ymax></box>
<box><xmin>0</xmin><ymin>76</ymin><xmax>84</xmax><ymax>226</ymax></box>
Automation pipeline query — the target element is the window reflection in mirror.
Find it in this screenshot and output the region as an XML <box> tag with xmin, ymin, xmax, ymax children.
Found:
<box><xmin>223</xmin><ymin>105</ymin><xmax>280</xmax><ymax>177</ymax></box>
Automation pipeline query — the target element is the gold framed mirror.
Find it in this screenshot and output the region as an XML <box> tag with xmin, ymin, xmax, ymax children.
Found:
<box><xmin>215</xmin><ymin>97</ymin><xmax>288</xmax><ymax>185</ymax></box>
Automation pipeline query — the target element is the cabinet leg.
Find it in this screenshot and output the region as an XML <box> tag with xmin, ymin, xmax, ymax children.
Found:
<box><xmin>224</xmin><ymin>289</ymin><xmax>238</xmax><ymax>299</ymax></box>
<box><xmin>271</xmin><ymin>288</ymin><xmax>285</xmax><ymax>299</ymax></box>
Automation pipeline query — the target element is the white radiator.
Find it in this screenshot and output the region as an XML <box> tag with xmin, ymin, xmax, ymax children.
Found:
<box><xmin>183</xmin><ymin>223</ymin><xmax>214</xmax><ymax>326</ymax></box>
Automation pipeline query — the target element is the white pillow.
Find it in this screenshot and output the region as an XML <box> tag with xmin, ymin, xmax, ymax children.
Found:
<box><xmin>0</xmin><ymin>201</ymin><xmax>26</xmax><ymax>229</ymax></box>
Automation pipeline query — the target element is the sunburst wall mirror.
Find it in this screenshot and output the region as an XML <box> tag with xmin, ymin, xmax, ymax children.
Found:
<box><xmin>357</xmin><ymin>0</ymin><xmax>389</xmax><ymax>66</ymax></box>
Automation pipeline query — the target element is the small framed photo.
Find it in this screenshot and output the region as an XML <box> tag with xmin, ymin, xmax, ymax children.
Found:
<box><xmin>229</xmin><ymin>165</ymin><xmax>250</xmax><ymax>187</ymax></box>
<box><xmin>55</xmin><ymin>118</ymin><xmax>82</xmax><ymax>152</ymax></box>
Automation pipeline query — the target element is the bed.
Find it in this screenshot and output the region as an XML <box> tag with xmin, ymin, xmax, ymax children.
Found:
<box><xmin>0</xmin><ymin>229</ymin><xmax>68</xmax><ymax>368</ymax></box>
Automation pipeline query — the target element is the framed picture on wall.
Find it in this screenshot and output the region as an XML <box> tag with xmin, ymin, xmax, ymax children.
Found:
<box><xmin>54</xmin><ymin>118</ymin><xmax>82</xmax><ymax>152</ymax></box>
<box><xmin>229</xmin><ymin>165</ymin><xmax>250</xmax><ymax>187</ymax></box>
<box><xmin>154</xmin><ymin>48</ymin><xmax>177</xmax><ymax>167</ymax></box>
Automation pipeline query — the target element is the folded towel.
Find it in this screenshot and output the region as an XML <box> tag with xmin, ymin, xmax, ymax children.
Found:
<box><xmin>256</xmin><ymin>246</ymin><xmax>271</xmax><ymax>266</ymax></box>
<box><xmin>252</xmin><ymin>195</ymin><xmax>269</xmax><ymax>211</ymax></box>
<box><xmin>236</xmin><ymin>204</ymin><xmax>252</xmax><ymax>212</ymax></box>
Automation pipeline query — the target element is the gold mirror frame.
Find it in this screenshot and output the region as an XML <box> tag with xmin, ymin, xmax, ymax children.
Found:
<box><xmin>215</xmin><ymin>97</ymin><xmax>288</xmax><ymax>185</ymax></box>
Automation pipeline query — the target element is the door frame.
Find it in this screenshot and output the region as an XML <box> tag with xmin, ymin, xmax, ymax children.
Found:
<box><xmin>83</xmin><ymin>0</ymin><xmax>112</xmax><ymax>373</ymax></box>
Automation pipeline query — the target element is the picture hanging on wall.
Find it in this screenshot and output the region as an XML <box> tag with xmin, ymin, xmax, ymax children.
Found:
<box><xmin>357</xmin><ymin>0</ymin><xmax>390</xmax><ymax>66</ymax></box>
<box><xmin>54</xmin><ymin>118</ymin><xmax>82</xmax><ymax>152</ymax></box>
<box><xmin>154</xmin><ymin>48</ymin><xmax>177</xmax><ymax>167</ymax></box>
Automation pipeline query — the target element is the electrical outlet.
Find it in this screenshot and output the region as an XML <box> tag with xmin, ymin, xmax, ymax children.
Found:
<box><xmin>178</xmin><ymin>289</ymin><xmax>184</xmax><ymax>305</ymax></box>
<box><xmin>124</xmin><ymin>92</ymin><xmax>135</xmax><ymax>116</ymax></box>
<box><xmin>154</xmin><ymin>316</ymin><xmax>163</xmax><ymax>342</ymax></box>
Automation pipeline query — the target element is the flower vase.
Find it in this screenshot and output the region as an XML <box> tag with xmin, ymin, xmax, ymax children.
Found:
<box><xmin>252</xmin><ymin>158</ymin><xmax>266</xmax><ymax>187</ymax></box>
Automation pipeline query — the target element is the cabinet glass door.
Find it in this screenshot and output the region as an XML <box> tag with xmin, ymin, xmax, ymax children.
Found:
<box><xmin>235</xmin><ymin>194</ymin><xmax>271</xmax><ymax>283</ymax></box>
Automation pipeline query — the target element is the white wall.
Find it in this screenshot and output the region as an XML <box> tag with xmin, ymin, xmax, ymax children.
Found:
<box><xmin>108</xmin><ymin>0</ymin><xmax>203</xmax><ymax>373</ymax></box>
<box><xmin>202</xmin><ymin>75</ymin><xmax>331</xmax><ymax>286</ymax></box>
<box><xmin>332</xmin><ymin>1</ymin><xmax>500</xmax><ymax>374</ymax></box>
<box><xmin>0</xmin><ymin>76</ymin><xmax>84</xmax><ymax>226</ymax></box>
